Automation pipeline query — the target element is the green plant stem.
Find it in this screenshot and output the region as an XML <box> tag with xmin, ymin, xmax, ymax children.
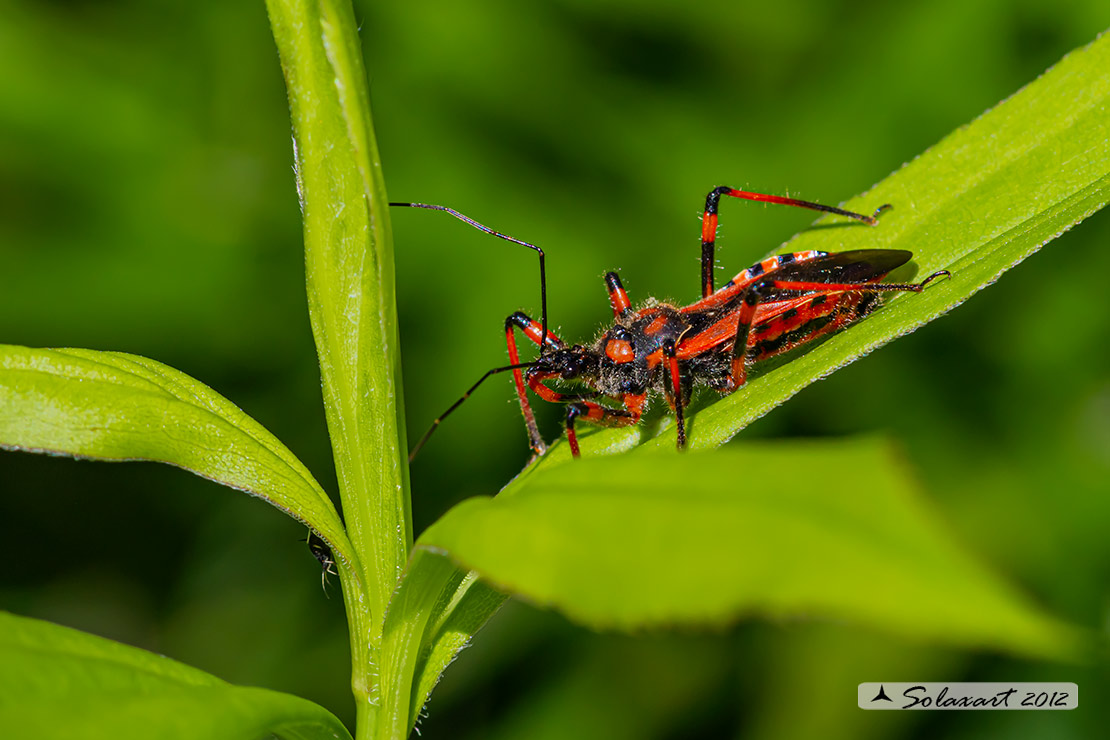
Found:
<box><xmin>265</xmin><ymin>0</ymin><xmax>411</xmax><ymax>735</ymax></box>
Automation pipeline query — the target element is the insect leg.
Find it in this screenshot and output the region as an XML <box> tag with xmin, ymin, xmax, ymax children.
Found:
<box><xmin>769</xmin><ymin>268</ymin><xmax>951</xmax><ymax>294</ymax></box>
<box><xmin>652</xmin><ymin>339</ymin><xmax>688</xmax><ymax>448</ymax></box>
<box><xmin>724</xmin><ymin>267</ymin><xmax>952</xmax><ymax>391</ymax></box>
<box><xmin>565</xmin><ymin>397</ymin><xmax>643</xmax><ymax>458</ymax></box>
<box><xmin>700</xmin><ymin>187</ymin><xmax>889</xmax><ymax>298</ymax></box>
<box><xmin>409</xmin><ymin>311</ymin><xmax>566</xmax><ymax>461</ymax></box>
<box><xmin>307</xmin><ymin>532</ymin><xmax>338</xmax><ymax>594</ymax></box>
<box><xmin>725</xmin><ymin>282</ymin><xmax>776</xmax><ymax>391</ymax></box>
<box><xmin>662</xmin><ymin>340</ymin><xmax>688</xmax><ymax>449</ymax></box>
<box><xmin>505</xmin><ymin>312</ymin><xmax>566</xmax><ymax>456</ymax></box>
<box><xmin>604</xmin><ymin>272</ymin><xmax>632</xmax><ymax>318</ymax></box>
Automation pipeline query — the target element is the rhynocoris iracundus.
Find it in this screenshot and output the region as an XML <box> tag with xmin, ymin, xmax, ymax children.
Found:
<box><xmin>397</xmin><ymin>186</ymin><xmax>949</xmax><ymax>460</ymax></box>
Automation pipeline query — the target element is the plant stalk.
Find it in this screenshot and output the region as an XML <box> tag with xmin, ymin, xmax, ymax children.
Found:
<box><xmin>265</xmin><ymin>0</ymin><xmax>412</xmax><ymax>736</ymax></box>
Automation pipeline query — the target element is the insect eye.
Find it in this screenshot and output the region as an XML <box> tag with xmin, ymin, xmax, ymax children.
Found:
<box><xmin>559</xmin><ymin>351</ymin><xmax>594</xmax><ymax>379</ymax></box>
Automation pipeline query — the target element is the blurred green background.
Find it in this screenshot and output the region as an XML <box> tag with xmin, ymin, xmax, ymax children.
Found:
<box><xmin>1</xmin><ymin>0</ymin><xmax>1107</xmax><ymax>737</ymax></box>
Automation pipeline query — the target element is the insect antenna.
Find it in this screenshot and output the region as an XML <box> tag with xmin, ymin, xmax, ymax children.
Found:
<box><xmin>409</xmin><ymin>361</ymin><xmax>539</xmax><ymax>462</ymax></box>
<box><xmin>390</xmin><ymin>202</ymin><xmax>550</xmax><ymax>347</ymax></box>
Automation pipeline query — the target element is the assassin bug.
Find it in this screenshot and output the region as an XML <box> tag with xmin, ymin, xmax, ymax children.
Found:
<box><xmin>398</xmin><ymin>186</ymin><xmax>950</xmax><ymax>460</ymax></box>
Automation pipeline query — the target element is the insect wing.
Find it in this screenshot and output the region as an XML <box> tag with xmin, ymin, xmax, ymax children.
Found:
<box><xmin>676</xmin><ymin>250</ymin><xmax>913</xmax><ymax>359</ymax></box>
<box><xmin>768</xmin><ymin>249</ymin><xmax>913</xmax><ymax>285</ymax></box>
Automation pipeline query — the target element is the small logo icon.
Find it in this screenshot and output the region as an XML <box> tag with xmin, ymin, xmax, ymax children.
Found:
<box><xmin>858</xmin><ymin>682</ymin><xmax>1078</xmax><ymax>710</ymax></box>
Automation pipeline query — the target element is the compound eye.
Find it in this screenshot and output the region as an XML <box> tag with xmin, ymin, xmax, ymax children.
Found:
<box><xmin>560</xmin><ymin>351</ymin><xmax>595</xmax><ymax>379</ymax></box>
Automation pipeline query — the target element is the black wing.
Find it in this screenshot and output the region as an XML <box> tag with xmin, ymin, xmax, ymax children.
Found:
<box><xmin>769</xmin><ymin>249</ymin><xmax>913</xmax><ymax>284</ymax></box>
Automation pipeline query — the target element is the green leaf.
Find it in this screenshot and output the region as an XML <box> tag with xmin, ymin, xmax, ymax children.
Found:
<box><xmin>530</xmin><ymin>32</ymin><xmax>1110</xmax><ymax>463</ymax></box>
<box><xmin>378</xmin><ymin>551</ymin><xmax>507</xmax><ymax>736</ymax></box>
<box><xmin>408</xmin><ymin>575</ymin><xmax>506</xmax><ymax>725</ymax></box>
<box><xmin>0</xmin><ymin>346</ymin><xmax>353</xmax><ymax>566</ymax></box>
<box><xmin>376</xmin><ymin>550</ymin><xmax>463</xmax><ymax>738</ymax></box>
<box><xmin>419</xmin><ymin>438</ymin><xmax>1080</xmax><ymax>659</ymax></box>
<box><xmin>0</xmin><ymin>610</ymin><xmax>352</xmax><ymax>740</ymax></box>
<box><xmin>265</xmin><ymin>0</ymin><xmax>410</xmax><ymax>628</ymax></box>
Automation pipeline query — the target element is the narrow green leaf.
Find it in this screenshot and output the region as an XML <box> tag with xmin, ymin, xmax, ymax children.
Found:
<box><xmin>265</xmin><ymin>0</ymin><xmax>411</xmax><ymax>631</ymax></box>
<box><xmin>408</xmin><ymin>575</ymin><xmax>506</xmax><ymax>726</ymax></box>
<box><xmin>379</xmin><ymin>552</ymin><xmax>507</xmax><ymax>735</ymax></box>
<box><xmin>376</xmin><ymin>550</ymin><xmax>462</xmax><ymax>738</ymax></box>
<box><xmin>0</xmin><ymin>611</ymin><xmax>352</xmax><ymax>740</ymax></box>
<box><xmin>0</xmin><ymin>345</ymin><xmax>353</xmax><ymax>567</ymax></box>
<box><xmin>529</xmin><ymin>32</ymin><xmax>1110</xmax><ymax>463</ymax></box>
<box><xmin>419</xmin><ymin>438</ymin><xmax>1080</xmax><ymax>660</ymax></box>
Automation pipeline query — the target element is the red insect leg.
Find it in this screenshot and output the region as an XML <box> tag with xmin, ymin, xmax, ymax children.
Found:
<box><xmin>506</xmin><ymin>311</ymin><xmax>564</xmax><ymax>454</ymax></box>
<box><xmin>749</xmin><ymin>293</ymin><xmax>866</xmax><ymax>363</ymax></box>
<box><xmin>604</xmin><ymin>271</ymin><xmax>632</xmax><ymax>318</ymax></box>
<box><xmin>725</xmin><ymin>288</ymin><xmax>762</xmax><ymax>390</ymax></box>
<box><xmin>564</xmin><ymin>395</ymin><xmax>645</xmax><ymax>458</ymax></box>
<box><xmin>699</xmin><ymin>186</ymin><xmax>885</xmax><ymax>298</ymax></box>
<box><xmin>684</xmin><ymin>250</ymin><xmax>831</xmax><ymax>314</ymax></box>
<box><xmin>724</xmin><ymin>268</ymin><xmax>951</xmax><ymax>391</ymax></box>
<box><xmin>663</xmin><ymin>341</ymin><xmax>688</xmax><ymax>448</ymax></box>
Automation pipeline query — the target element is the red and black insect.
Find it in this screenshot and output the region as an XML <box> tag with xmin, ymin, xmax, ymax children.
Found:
<box><xmin>397</xmin><ymin>187</ymin><xmax>949</xmax><ymax>460</ymax></box>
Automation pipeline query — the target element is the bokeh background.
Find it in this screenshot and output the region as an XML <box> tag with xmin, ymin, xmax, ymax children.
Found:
<box><xmin>1</xmin><ymin>0</ymin><xmax>1107</xmax><ymax>737</ymax></box>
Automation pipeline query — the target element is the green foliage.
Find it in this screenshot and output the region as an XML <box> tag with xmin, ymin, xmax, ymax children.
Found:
<box><xmin>0</xmin><ymin>611</ymin><xmax>351</xmax><ymax>740</ymax></box>
<box><xmin>0</xmin><ymin>346</ymin><xmax>350</xmax><ymax>563</ymax></box>
<box><xmin>420</xmin><ymin>438</ymin><xmax>1078</xmax><ymax>656</ymax></box>
<box><xmin>0</xmin><ymin>2</ymin><xmax>1106</xmax><ymax>740</ymax></box>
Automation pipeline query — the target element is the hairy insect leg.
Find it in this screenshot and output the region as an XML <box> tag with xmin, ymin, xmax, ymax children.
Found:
<box><xmin>505</xmin><ymin>311</ymin><xmax>565</xmax><ymax>456</ymax></box>
<box><xmin>604</xmin><ymin>271</ymin><xmax>632</xmax><ymax>319</ymax></box>
<box><xmin>662</xmin><ymin>340</ymin><xmax>689</xmax><ymax>450</ymax></box>
<box><xmin>700</xmin><ymin>186</ymin><xmax>889</xmax><ymax>298</ymax></box>
<box><xmin>769</xmin><ymin>268</ymin><xmax>951</xmax><ymax>294</ymax></box>
<box><xmin>565</xmin><ymin>397</ymin><xmax>644</xmax><ymax>458</ymax></box>
<box><xmin>723</xmin><ymin>282</ymin><xmax>772</xmax><ymax>391</ymax></box>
